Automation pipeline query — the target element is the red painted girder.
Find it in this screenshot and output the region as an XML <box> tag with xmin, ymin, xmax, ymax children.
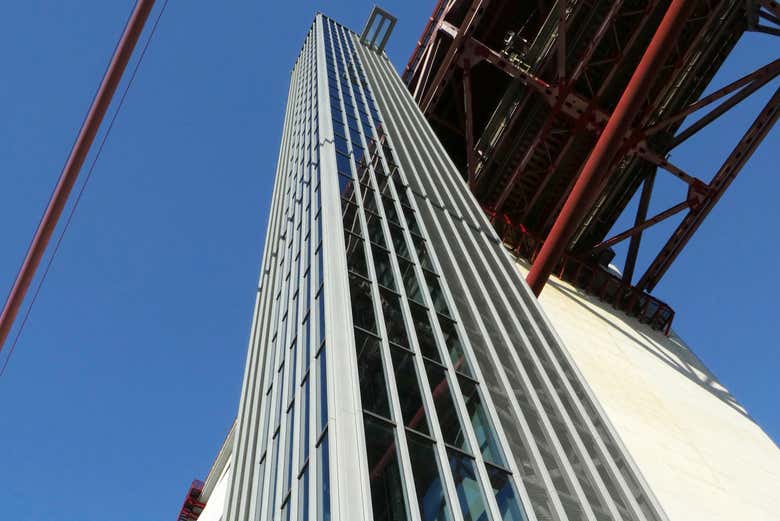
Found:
<box><xmin>403</xmin><ymin>0</ymin><xmax>448</xmax><ymax>83</ymax></box>
<box><xmin>0</xmin><ymin>0</ymin><xmax>156</xmax><ymax>352</ymax></box>
<box><xmin>527</xmin><ymin>0</ymin><xmax>696</xmax><ymax>295</ymax></box>
<box><xmin>420</xmin><ymin>0</ymin><xmax>491</xmax><ymax>114</ymax></box>
<box><xmin>637</xmin><ymin>86</ymin><xmax>780</xmax><ymax>292</ymax></box>
<box><xmin>643</xmin><ymin>57</ymin><xmax>780</xmax><ymax>139</ymax></box>
<box><xmin>592</xmin><ymin>200</ymin><xmax>690</xmax><ymax>252</ymax></box>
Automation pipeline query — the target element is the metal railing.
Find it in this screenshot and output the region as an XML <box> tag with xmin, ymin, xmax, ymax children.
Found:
<box><xmin>486</xmin><ymin>209</ymin><xmax>675</xmax><ymax>334</ymax></box>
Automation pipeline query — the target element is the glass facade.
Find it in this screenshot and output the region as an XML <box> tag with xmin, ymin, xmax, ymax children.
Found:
<box><xmin>224</xmin><ymin>12</ymin><xmax>666</xmax><ymax>521</ymax></box>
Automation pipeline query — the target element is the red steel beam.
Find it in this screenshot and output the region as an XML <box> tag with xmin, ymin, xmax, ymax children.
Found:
<box><xmin>637</xmin><ymin>86</ymin><xmax>780</xmax><ymax>292</ymax></box>
<box><xmin>592</xmin><ymin>200</ymin><xmax>690</xmax><ymax>252</ymax></box>
<box><xmin>622</xmin><ymin>171</ymin><xmax>655</xmax><ymax>284</ymax></box>
<box><xmin>643</xmin><ymin>58</ymin><xmax>780</xmax><ymax>138</ymax></box>
<box><xmin>420</xmin><ymin>0</ymin><xmax>490</xmax><ymax>114</ymax></box>
<box><xmin>526</xmin><ymin>0</ymin><xmax>696</xmax><ymax>296</ymax></box>
<box><xmin>0</xmin><ymin>0</ymin><xmax>156</xmax><ymax>352</ymax></box>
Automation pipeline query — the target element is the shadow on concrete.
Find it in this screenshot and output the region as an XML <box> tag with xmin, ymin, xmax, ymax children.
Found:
<box><xmin>546</xmin><ymin>276</ymin><xmax>753</xmax><ymax>422</ymax></box>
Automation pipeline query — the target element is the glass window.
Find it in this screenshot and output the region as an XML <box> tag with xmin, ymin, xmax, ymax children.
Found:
<box><xmin>342</xmin><ymin>199</ymin><xmax>361</xmax><ymax>235</ymax></box>
<box><xmin>363</xmin><ymin>415</ymin><xmax>411</xmax><ymax>521</ymax></box>
<box><xmin>302</xmin><ymin>313</ymin><xmax>311</xmax><ymax>375</ymax></box>
<box><xmin>349</xmin><ymin>273</ymin><xmax>377</xmax><ymax>333</ymax></box>
<box><xmin>380</xmin><ymin>288</ymin><xmax>410</xmax><ymax>348</ymax></box>
<box><xmin>285</xmin><ymin>407</ymin><xmax>296</xmax><ymax>493</ymax></box>
<box><xmin>317</xmin><ymin>433</ymin><xmax>331</xmax><ymax>521</ymax></box>
<box><xmin>424</xmin><ymin>361</ymin><xmax>469</xmax><ymax>451</ymax></box>
<box><xmin>406</xmin><ymin>431</ymin><xmax>454</xmax><ymax>521</ymax></box>
<box><xmin>486</xmin><ymin>464</ymin><xmax>525</xmax><ymax>521</ymax></box>
<box><xmin>437</xmin><ymin>317</ymin><xmax>472</xmax><ymax>377</ymax></box>
<box><xmin>365</xmin><ymin>211</ymin><xmax>386</xmax><ymax>247</ymax></box>
<box><xmin>458</xmin><ymin>376</ymin><xmax>506</xmax><ymax>467</ymax></box>
<box><xmin>448</xmin><ymin>450</ymin><xmax>490</xmax><ymax>521</ymax></box>
<box><xmin>336</xmin><ymin>152</ymin><xmax>352</xmax><ymax>175</ymax></box>
<box><xmin>372</xmin><ymin>244</ymin><xmax>396</xmax><ymax>290</ymax></box>
<box><xmin>345</xmin><ymin>232</ymin><xmax>369</xmax><ymax>277</ymax></box>
<box><xmin>338</xmin><ymin>174</ymin><xmax>357</xmax><ymax>201</ymax></box>
<box><xmin>424</xmin><ymin>272</ymin><xmax>450</xmax><ymax>317</ymax></box>
<box><xmin>335</xmin><ymin>134</ymin><xmax>349</xmax><ymax>155</ymax></box>
<box><xmin>316</xmin><ymin>288</ymin><xmax>326</xmax><ymax>348</ymax></box>
<box><xmin>383</xmin><ymin>197</ymin><xmax>401</xmax><ymax>226</ymax></box>
<box><xmin>317</xmin><ymin>350</ymin><xmax>328</xmax><ymax>435</ymax></box>
<box><xmin>300</xmin><ymin>377</ymin><xmax>310</xmax><ymax>469</ymax></box>
<box><xmin>267</xmin><ymin>433</ymin><xmax>281</xmax><ymax>521</ymax></box>
<box><xmin>412</xmin><ymin>235</ymin><xmax>434</xmax><ymax>271</ymax></box>
<box><xmin>288</xmin><ymin>340</ymin><xmax>298</xmax><ymax>404</ymax></box>
<box><xmin>354</xmin><ymin>329</ymin><xmax>391</xmax><ymax>418</ymax></box>
<box><xmin>399</xmin><ymin>258</ymin><xmax>423</xmax><ymax>304</ymax></box>
<box><xmin>409</xmin><ymin>301</ymin><xmax>441</xmax><ymax>362</ymax></box>
<box><xmin>389</xmin><ymin>347</ymin><xmax>429</xmax><ymax>434</ymax></box>
<box><xmin>389</xmin><ymin>223</ymin><xmax>410</xmax><ymax>258</ymax></box>
<box><xmin>298</xmin><ymin>464</ymin><xmax>310</xmax><ymax>521</ymax></box>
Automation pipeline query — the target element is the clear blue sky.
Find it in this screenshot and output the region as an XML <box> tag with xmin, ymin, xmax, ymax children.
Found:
<box><xmin>0</xmin><ymin>2</ymin><xmax>776</xmax><ymax>520</ymax></box>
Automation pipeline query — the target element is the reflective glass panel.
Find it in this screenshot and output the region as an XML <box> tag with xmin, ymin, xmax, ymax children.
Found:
<box><xmin>448</xmin><ymin>450</ymin><xmax>490</xmax><ymax>521</ymax></box>
<box><xmin>354</xmin><ymin>328</ymin><xmax>391</xmax><ymax>418</ymax></box>
<box><xmin>406</xmin><ymin>432</ymin><xmax>453</xmax><ymax>521</ymax></box>
<box><xmin>363</xmin><ymin>415</ymin><xmax>411</xmax><ymax>521</ymax></box>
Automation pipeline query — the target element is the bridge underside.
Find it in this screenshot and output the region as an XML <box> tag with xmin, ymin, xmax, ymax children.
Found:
<box><xmin>404</xmin><ymin>0</ymin><xmax>780</xmax><ymax>331</ymax></box>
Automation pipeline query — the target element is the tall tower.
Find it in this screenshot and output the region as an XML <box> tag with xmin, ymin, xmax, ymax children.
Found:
<box><xmin>186</xmin><ymin>8</ymin><xmax>779</xmax><ymax>521</ymax></box>
<box><xmin>188</xmin><ymin>11</ymin><xmax>685</xmax><ymax>521</ymax></box>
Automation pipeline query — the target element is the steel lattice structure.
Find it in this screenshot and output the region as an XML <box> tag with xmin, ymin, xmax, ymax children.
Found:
<box><xmin>403</xmin><ymin>0</ymin><xmax>780</xmax><ymax>331</ymax></box>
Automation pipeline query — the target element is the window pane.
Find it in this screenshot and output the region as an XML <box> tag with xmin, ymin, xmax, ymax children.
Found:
<box><xmin>424</xmin><ymin>361</ymin><xmax>469</xmax><ymax>451</ymax></box>
<box><xmin>365</xmin><ymin>212</ymin><xmax>386</xmax><ymax>247</ymax></box>
<box><xmin>372</xmin><ymin>244</ymin><xmax>396</xmax><ymax>290</ymax></box>
<box><xmin>349</xmin><ymin>273</ymin><xmax>377</xmax><ymax>333</ymax></box>
<box><xmin>342</xmin><ymin>199</ymin><xmax>361</xmax><ymax>235</ymax></box>
<box><xmin>380</xmin><ymin>288</ymin><xmax>410</xmax><ymax>348</ymax></box>
<box><xmin>406</xmin><ymin>432</ymin><xmax>454</xmax><ymax>521</ymax></box>
<box><xmin>300</xmin><ymin>377</ymin><xmax>310</xmax><ymax>469</ymax></box>
<box><xmin>338</xmin><ymin>174</ymin><xmax>357</xmax><ymax>201</ymax></box>
<box><xmin>409</xmin><ymin>301</ymin><xmax>441</xmax><ymax>362</ymax></box>
<box><xmin>345</xmin><ymin>232</ymin><xmax>369</xmax><ymax>277</ymax></box>
<box><xmin>354</xmin><ymin>329</ymin><xmax>391</xmax><ymax>418</ymax></box>
<box><xmin>389</xmin><ymin>347</ymin><xmax>429</xmax><ymax>434</ymax></box>
<box><xmin>399</xmin><ymin>258</ymin><xmax>423</xmax><ymax>304</ymax></box>
<box><xmin>363</xmin><ymin>415</ymin><xmax>411</xmax><ymax>521</ymax></box>
<box><xmin>389</xmin><ymin>223</ymin><xmax>410</xmax><ymax>258</ymax></box>
<box><xmin>486</xmin><ymin>464</ymin><xmax>526</xmax><ymax>521</ymax></box>
<box><xmin>317</xmin><ymin>350</ymin><xmax>328</xmax><ymax>434</ymax></box>
<box><xmin>438</xmin><ymin>317</ymin><xmax>472</xmax><ymax>377</ymax></box>
<box><xmin>317</xmin><ymin>433</ymin><xmax>331</xmax><ymax>521</ymax></box>
<box><xmin>285</xmin><ymin>407</ymin><xmax>296</xmax><ymax>493</ymax></box>
<box><xmin>424</xmin><ymin>271</ymin><xmax>450</xmax><ymax>317</ymax></box>
<box><xmin>458</xmin><ymin>375</ymin><xmax>506</xmax><ymax>467</ymax></box>
<box><xmin>298</xmin><ymin>465</ymin><xmax>310</xmax><ymax>521</ymax></box>
<box><xmin>448</xmin><ymin>450</ymin><xmax>490</xmax><ymax>521</ymax></box>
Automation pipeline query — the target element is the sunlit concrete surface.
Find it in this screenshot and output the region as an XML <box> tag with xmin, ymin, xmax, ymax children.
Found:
<box><xmin>517</xmin><ymin>262</ymin><xmax>780</xmax><ymax>521</ymax></box>
<box><xmin>198</xmin><ymin>463</ymin><xmax>230</xmax><ymax>521</ymax></box>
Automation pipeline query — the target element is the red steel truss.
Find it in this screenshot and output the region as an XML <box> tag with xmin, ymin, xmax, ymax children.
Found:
<box><xmin>404</xmin><ymin>0</ymin><xmax>779</xmax><ymax>330</ymax></box>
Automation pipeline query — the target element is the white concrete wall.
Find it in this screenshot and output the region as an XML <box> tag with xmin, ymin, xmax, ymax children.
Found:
<box><xmin>198</xmin><ymin>463</ymin><xmax>231</xmax><ymax>521</ymax></box>
<box><xmin>518</xmin><ymin>264</ymin><xmax>780</xmax><ymax>521</ymax></box>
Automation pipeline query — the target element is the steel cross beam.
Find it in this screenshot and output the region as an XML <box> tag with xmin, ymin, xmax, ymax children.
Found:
<box><xmin>465</xmin><ymin>37</ymin><xmax>700</xmax><ymax>212</ymax></box>
<box><xmin>527</xmin><ymin>0</ymin><xmax>696</xmax><ymax>295</ymax></box>
<box><xmin>636</xmin><ymin>86</ymin><xmax>780</xmax><ymax>292</ymax></box>
<box><xmin>0</xmin><ymin>0</ymin><xmax>156</xmax><ymax>352</ymax></box>
<box><xmin>420</xmin><ymin>0</ymin><xmax>491</xmax><ymax>114</ymax></box>
<box><xmin>591</xmin><ymin>200</ymin><xmax>690</xmax><ymax>252</ymax></box>
<box><xmin>623</xmin><ymin>171</ymin><xmax>655</xmax><ymax>284</ymax></box>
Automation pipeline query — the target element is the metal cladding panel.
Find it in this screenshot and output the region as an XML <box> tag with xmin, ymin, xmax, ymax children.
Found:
<box><xmin>356</xmin><ymin>33</ymin><xmax>670</xmax><ymax>521</ymax></box>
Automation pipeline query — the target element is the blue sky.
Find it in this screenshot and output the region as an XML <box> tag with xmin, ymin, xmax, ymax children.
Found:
<box><xmin>0</xmin><ymin>2</ymin><xmax>777</xmax><ymax>520</ymax></box>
